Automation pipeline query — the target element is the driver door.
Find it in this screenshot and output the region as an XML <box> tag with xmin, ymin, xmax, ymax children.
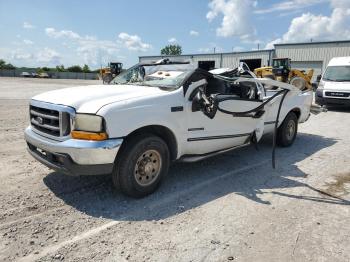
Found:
<box><xmin>184</xmin><ymin>76</ymin><xmax>265</xmax><ymax>155</ymax></box>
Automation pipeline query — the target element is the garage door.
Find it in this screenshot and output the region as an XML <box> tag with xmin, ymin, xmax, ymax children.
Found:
<box><xmin>291</xmin><ymin>61</ymin><xmax>323</xmax><ymax>82</ymax></box>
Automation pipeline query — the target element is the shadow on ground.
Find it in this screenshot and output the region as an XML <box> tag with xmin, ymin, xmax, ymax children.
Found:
<box><xmin>43</xmin><ymin>132</ymin><xmax>349</xmax><ymax>221</ymax></box>
<box><xmin>325</xmin><ymin>105</ymin><xmax>350</xmax><ymax>113</ymax></box>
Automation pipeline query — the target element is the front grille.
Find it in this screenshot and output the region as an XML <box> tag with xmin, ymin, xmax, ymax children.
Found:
<box><xmin>30</xmin><ymin>105</ymin><xmax>70</xmax><ymax>137</ymax></box>
<box><xmin>325</xmin><ymin>91</ymin><xmax>350</xmax><ymax>98</ymax></box>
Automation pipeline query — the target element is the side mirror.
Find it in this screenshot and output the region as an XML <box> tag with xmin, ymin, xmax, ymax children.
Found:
<box><xmin>316</xmin><ymin>74</ymin><xmax>321</xmax><ymax>83</ymax></box>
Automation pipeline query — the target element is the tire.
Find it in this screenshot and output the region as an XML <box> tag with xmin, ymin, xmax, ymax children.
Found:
<box><xmin>277</xmin><ymin>112</ymin><xmax>298</xmax><ymax>147</ymax></box>
<box><xmin>289</xmin><ymin>77</ymin><xmax>306</xmax><ymax>90</ymax></box>
<box><xmin>112</xmin><ymin>134</ymin><xmax>170</xmax><ymax>198</ymax></box>
<box><xmin>102</xmin><ymin>74</ymin><xmax>112</xmax><ymax>84</ymax></box>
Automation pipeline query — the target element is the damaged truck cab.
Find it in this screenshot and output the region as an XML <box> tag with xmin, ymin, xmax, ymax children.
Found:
<box><xmin>25</xmin><ymin>60</ymin><xmax>313</xmax><ymax>197</ymax></box>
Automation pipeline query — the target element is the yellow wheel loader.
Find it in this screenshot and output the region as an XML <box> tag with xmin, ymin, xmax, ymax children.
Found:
<box><xmin>100</xmin><ymin>62</ymin><xmax>123</xmax><ymax>84</ymax></box>
<box><xmin>254</xmin><ymin>58</ymin><xmax>314</xmax><ymax>90</ymax></box>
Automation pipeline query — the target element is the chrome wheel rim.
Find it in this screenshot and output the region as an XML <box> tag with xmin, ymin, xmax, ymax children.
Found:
<box><xmin>134</xmin><ymin>150</ymin><xmax>162</xmax><ymax>186</ymax></box>
<box><xmin>286</xmin><ymin>120</ymin><xmax>296</xmax><ymax>141</ymax></box>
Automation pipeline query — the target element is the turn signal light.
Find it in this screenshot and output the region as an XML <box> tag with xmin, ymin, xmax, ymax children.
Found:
<box><xmin>71</xmin><ymin>131</ymin><xmax>108</xmax><ymax>141</ymax></box>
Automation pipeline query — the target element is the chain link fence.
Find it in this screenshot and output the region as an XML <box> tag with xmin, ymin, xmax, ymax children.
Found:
<box><xmin>0</xmin><ymin>69</ymin><xmax>99</xmax><ymax>80</ymax></box>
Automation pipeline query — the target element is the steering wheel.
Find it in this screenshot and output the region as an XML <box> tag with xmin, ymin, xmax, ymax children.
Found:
<box><xmin>197</xmin><ymin>85</ymin><xmax>218</xmax><ymax>119</ymax></box>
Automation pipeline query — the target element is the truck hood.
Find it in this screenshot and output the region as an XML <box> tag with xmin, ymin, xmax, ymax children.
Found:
<box><xmin>32</xmin><ymin>84</ymin><xmax>167</xmax><ymax>114</ymax></box>
<box><xmin>323</xmin><ymin>81</ymin><xmax>350</xmax><ymax>92</ymax></box>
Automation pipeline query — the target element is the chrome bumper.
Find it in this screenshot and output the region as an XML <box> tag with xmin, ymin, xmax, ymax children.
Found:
<box><xmin>25</xmin><ymin>126</ymin><xmax>123</xmax><ymax>175</ymax></box>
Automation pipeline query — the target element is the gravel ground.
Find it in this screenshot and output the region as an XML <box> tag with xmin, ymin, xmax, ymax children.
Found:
<box><xmin>0</xmin><ymin>77</ymin><xmax>349</xmax><ymax>262</ymax></box>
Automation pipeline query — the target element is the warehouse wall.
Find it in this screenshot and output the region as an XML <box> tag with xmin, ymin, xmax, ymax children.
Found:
<box><xmin>220</xmin><ymin>52</ymin><xmax>272</xmax><ymax>68</ymax></box>
<box><xmin>139</xmin><ymin>41</ymin><xmax>350</xmax><ymax>82</ymax></box>
<box><xmin>191</xmin><ymin>54</ymin><xmax>222</xmax><ymax>67</ymax></box>
<box><xmin>139</xmin><ymin>50</ymin><xmax>273</xmax><ymax>69</ymax></box>
<box><xmin>139</xmin><ymin>55</ymin><xmax>194</xmax><ymax>64</ymax></box>
<box><xmin>275</xmin><ymin>41</ymin><xmax>350</xmax><ymax>74</ymax></box>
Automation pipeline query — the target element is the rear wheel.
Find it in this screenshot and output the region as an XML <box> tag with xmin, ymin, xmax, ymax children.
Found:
<box><xmin>112</xmin><ymin>134</ymin><xmax>170</xmax><ymax>198</ymax></box>
<box><xmin>277</xmin><ymin>112</ymin><xmax>298</xmax><ymax>147</ymax></box>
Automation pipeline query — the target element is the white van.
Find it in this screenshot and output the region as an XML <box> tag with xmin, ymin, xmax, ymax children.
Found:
<box><xmin>316</xmin><ymin>57</ymin><xmax>350</xmax><ymax>106</ymax></box>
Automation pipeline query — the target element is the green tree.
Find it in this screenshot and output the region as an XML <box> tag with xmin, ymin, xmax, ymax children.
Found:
<box><xmin>0</xmin><ymin>59</ymin><xmax>6</xmax><ymax>68</ymax></box>
<box><xmin>82</xmin><ymin>64</ymin><xmax>91</xmax><ymax>73</ymax></box>
<box><xmin>0</xmin><ymin>59</ymin><xmax>15</xmax><ymax>69</ymax></box>
<box><xmin>160</xmin><ymin>44</ymin><xmax>182</xmax><ymax>55</ymax></box>
<box><xmin>67</xmin><ymin>65</ymin><xmax>83</xmax><ymax>72</ymax></box>
<box><xmin>41</xmin><ymin>67</ymin><xmax>50</xmax><ymax>72</ymax></box>
<box><xmin>56</xmin><ymin>65</ymin><xmax>66</xmax><ymax>72</ymax></box>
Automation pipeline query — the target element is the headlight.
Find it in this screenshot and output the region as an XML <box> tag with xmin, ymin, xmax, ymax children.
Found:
<box><xmin>73</xmin><ymin>114</ymin><xmax>104</xmax><ymax>132</ymax></box>
<box><xmin>71</xmin><ymin>114</ymin><xmax>108</xmax><ymax>141</ymax></box>
<box><xmin>318</xmin><ymin>80</ymin><xmax>325</xmax><ymax>89</ymax></box>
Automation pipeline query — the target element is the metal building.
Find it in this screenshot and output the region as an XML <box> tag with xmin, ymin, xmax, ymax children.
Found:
<box><xmin>275</xmin><ymin>40</ymin><xmax>350</xmax><ymax>80</ymax></box>
<box><xmin>139</xmin><ymin>40</ymin><xmax>350</xmax><ymax>82</ymax></box>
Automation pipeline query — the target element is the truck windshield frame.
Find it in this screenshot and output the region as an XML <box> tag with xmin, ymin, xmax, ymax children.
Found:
<box><xmin>111</xmin><ymin>63</ymin><xmax>195</xmax><ymax>89</ymax></box>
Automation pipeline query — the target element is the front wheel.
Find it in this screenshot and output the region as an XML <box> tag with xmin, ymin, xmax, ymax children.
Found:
<box><xmin>277</xmin><ymin>112</ymin><xmax>298</xmax><ymax>147</ymax></box>
<box><xmin>112</xmin><ymin>135</ymin><xmax>170</xmax><ymax>198</ymax></box>
<box><xmin>102</xmin><ymin>73</ymin><xmax>113</xmax><ymax>84</ymax></box>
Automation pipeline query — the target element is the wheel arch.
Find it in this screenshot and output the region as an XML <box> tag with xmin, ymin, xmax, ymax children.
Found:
<box><xmin>120</xmin><ymin>125</ymin><xmax>178</xmax><ymax>161</ymax></box>
<box><xmin>290</xmin><ymin>107</ymin><xmax>301</xmax><ymax>120</ymax></box>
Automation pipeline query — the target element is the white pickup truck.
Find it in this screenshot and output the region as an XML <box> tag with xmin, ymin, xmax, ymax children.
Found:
<box><xmin>25</xmin><ymin>60</ymin><xmax>313</xmax><ymax>197</ymax></box>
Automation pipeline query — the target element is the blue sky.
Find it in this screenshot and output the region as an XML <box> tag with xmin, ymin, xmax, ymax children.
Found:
<box><xmin>0</xmin><ymin>0</ymin><xmax>349</xmax><ymax>69</ymax></box>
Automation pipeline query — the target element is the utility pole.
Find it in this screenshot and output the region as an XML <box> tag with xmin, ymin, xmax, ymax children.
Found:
<box><xmin>213</xmin><ymin>47</ymin><xmax>216</xmax><ymax>54</ymax></box>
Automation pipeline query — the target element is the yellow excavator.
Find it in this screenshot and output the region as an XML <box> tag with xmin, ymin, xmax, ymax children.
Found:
<box><xmin>254</xmin><ymin>58</ymin><xmax>314</xmax><ymax>90</ymax></box>
<box><xmin>100</xmin><ymin>62</ymin><xmax>123</xmax><ymax>84</ymax></box>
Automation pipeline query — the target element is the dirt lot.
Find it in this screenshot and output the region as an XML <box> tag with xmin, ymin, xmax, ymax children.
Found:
<box><xmin>0</xmin><ymin>77</ymin><xmax>349</xmax><ymax>262</ymax></box>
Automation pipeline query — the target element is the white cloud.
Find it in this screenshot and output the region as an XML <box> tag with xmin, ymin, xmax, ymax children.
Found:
<box><xmin>23</xmin><ymin>39</ymin><xmax>33</xmax><ymax>45</ymax></box>
<box><xmin>265</xmin><ymin>39</ymin><xmax>282</xmax><ymax>49</ymax></box>
<box><xmin>23</xmin><ymin>22</ymin><xmax>35</xmax><ymax>29</ymax></box>
<box><xmin>265</xmin><ymin>0</ymin><xmax>350</xmax><ymax>48</ymax></box>
<box><xmin>206</xmin><ymin>0</ymin><xmax>256</xmax><ymax>39</ymax></box>
<box><xmin>190</xmin><ymin>30</ymin><xmax>199</xmax><ymax>36</ymax></box>
<box><xmin>255</xmin><ymin>0</ymin><xmax>327</xmax><ymax>14</ymax></box>
<box><xmin>45</xmin><ymin>27</ymin><xmax>119</xmax><ymax>65</ymax></box>
<box><xmin>331</xmin><ymin>0</ymin><xmax>350</xmax><ymax>8</ymax></box>
<box><xmin>45</xmin><ymin>28</ymin><xmax>81</xmax><ymax>40</ymax></box>
<box><xmin>118</xmin><ymin>32</ymin><xmax>152</xmax><ymax>52</ymax></box>
<box><xmin>8</xmin><ymin>48</ymin><xmax>60</xmax><ymax>66</ymax></box>
<box><xmin>37</xmin><ymin>48</ymin><xmax>61</xmax><ymax>64</ymax></box>
<box><xmin>11</xmin><ymin>50</ymin><xmax>34</xmax><ymax>60</ymax></box>
<box><xmin>168</xmin><ymin>37</ymin><xmax>177</xmax><ymax>43</ymax></box>
<box><xmin>77</xmin><ymin>39</ymin><xmax>119</xmax><ymax>65</ymax></box>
